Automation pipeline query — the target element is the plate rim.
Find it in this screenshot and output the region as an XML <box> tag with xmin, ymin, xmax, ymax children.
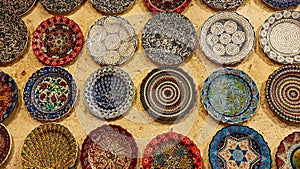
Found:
<box><xmin>144</xmin><ymin>0</ymin><xmax>192</xmax><ymax>13</ymax></box>
<box><xmin>0</xmin><ymin>123</ymin><xmax>12</xmax><ymax>167</ymax></box>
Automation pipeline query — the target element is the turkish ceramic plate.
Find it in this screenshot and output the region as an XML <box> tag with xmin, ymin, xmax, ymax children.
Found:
<box><xmin>142</xmin><ymin>12</ymin><xmax>196</xmax><ymax>66</ymax></box>
<box><xmin>0</xmin><ymin>123</ymin><xmax>11</xmax><ymax>166</ymax></box>
<box><xmin>262</xmin><ymin>0</ymin><xmax>299</xmax><ymax>9</ymax></box>
<box><xmin>23</xmin><ymin>67</ymin><xmax>77</xmax><ymax>121</ymax></box>
<box><xmin>209</xmin><ymin>125</ymin><xmax>271</xmax><ymax>169</ymax></box>
<box><xmin>21</xmin><ymin>123</ymin><xmax>77</xmax><ymax>168</ymax></box>
<box><xmin>32</xmin><ymin>16</ymin><xmax>83</xmax><ymax>66</ymax></box>
<box><xmin>86</xmin><ymin>16</ymin><xmax>137</xmax><ymax>66</ymax></box>
<box><xmin>1</xmin><ymin>0</ymin><xmax>36</xmax><ymax>16</ymax></box>
<box><xmin>276</xmin><ymin>132</ymin><xmax>300</xmax><ymax>169</ymax></box>
<box><xmin>202</xmin><ymin>68</ymin><xmax>259</xmax><ymax>124</ymax></box>
<box><xmin>260</xmin><ymin>10</ymin><xmax>300</xmax><ymax>64</ymax></box>
<box><xmin>266</xmin><ymin>65</ymin><xmax>300</xmax><ymax>123</ymax></box>
<box><xmin>80</xmin><ymin>124</ymin><xmax>138</xmax><ymax>169</ymax></box>
<box><xmin>84</xmin><ymin>66</ymin><xmax>135</xmax><ymax>119</ymax></box>
<box><xmin>140</xmin><ymin>67</ymin><xmax>196</xmax><ymax>121</ymax></box>
<box><xmin>144</xmin><ymin>0</ymin><xmax>192</xmax><ymax>13</ymax></box>
<box><xmin>0</xmin><ymin>71</ymin><xmax>18</xmax><ymax>123</ymax></box>
<box><xmin>0</xmin><ymin>9</ymin><xmax>28</xmax><ymax>64</ymax></box>
<box><xmin>40</xmin><ymin>0</ymin><xmax>84</xmax><ymax>13</ymax></box>
<box><xmin>203</xmin><ymin>0</ymin><xmax>245</xmax><ymax>10</ymax></box>
<box><xmin>200</xmin><ymin>11</ymin><xmax>255</xmax><ymax>65</ymax></box>
<box><xmin>142</xmin><ymin>131</ymin><xmax>203</xmax><ymax>169</ymax></box>
<box><xmin>90</xmin><ymin>0</ymin><xmax>135</xmax><ymax>14</ymax></box>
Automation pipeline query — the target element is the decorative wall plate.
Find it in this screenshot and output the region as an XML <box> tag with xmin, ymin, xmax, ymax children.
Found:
<box><xmin>32</xmin><ymin>16</ymin><xmax>83</xmax><ymax>66</ymax></box>
<box><xmin>142</xmin><ymin>12</ymin><xmax>196</xmax><ymax>66</ymax></box>
<box><xmin>266</xmin><ymin>65</ymin><xmax>300</xmax><ymax>123</ymax></box>
<box><xmin>80</xmin><ymin>124</ymin><xmax>138</xmax><ymax>169</ymax></box>
<box><xmin>209</xmin><ymin>125</ymin><xmax>271</xmax><ymax>169</ymax></box>
<box><xmin>262</xmin><ymin>0</ymin><xmax>299</xmax><ymax>9</ymax></box>
<box><xmin>140</xmin><ymin>67</ymin><xmax>196</xmax><ymax>121</ymax></box>
<box><xmin>276</xmin><ymin>132</ymin><xmax>300</xmax><ymax>169</ymax></box>
<box><xmin>200</xmin><ymin>11</ymin><xmax>255</xmax><ymax>65</ymax></box>
<box><xmin>142</xmin><ymin>131</ymin><xmax>203</xmax><ymax>169</ymax></box>
<box><xmin>40</xmin><ymin>0</ymin><xmax>84</xmax><ymax>13</ymax></box>
<box><xmin>23</xmin><ymin>67</ymin><xmax>77</xmax><ymax>121</ymax></box>
<box><xmin>84</xmin><ymin>66</ymin><xmax>135</xmax><ymax>119</ymax></box>
<box><xmin>21</xmin><ymin>123</ymin><xmax>77</xmax><ymax>168</ymax></box>
<box><xmin>203</xmin><ymin>0</ymin><xmax>245</xmax><ymax>10</ymax></box>
<box><xmin>0</xmin><ymin>71</ymin><xmax>18</xmax><ymax>123</ymax></box>
<box><xmin>0</xmin><ymin>10</ymin><xmax>28</xmax><ymax>64</ymax></box>
<box><xmin>260</xmin><ymin>10</ymin><xmax>300</xmax><ymax>64</ymax></box>
<box><xmin>86</xmin><ymin>16</ymin><xmax>137</xmax><ymax>66</ymax></box>
<box><xmin>202</xmin><ymin>68</ymin><xmax>259</xmax><ymax>124</ymax></box>
<box><xmin>144</xmin><ymin>0</ymin><xmax>192</xmax><ymax>13</ymax></box>
<box><xmin>90</xmin><ymin>0</ymin><xmax>135</xmax><ymax>14</ymax></box>
<box><xmin>1</xmin><ymin>0</ymin><xmax>36</xmax><ymax>16</ymax></box>
<box><xmin>0</xmin><ymin>123</ymin><xmax>11</xmax><ymax>166</ymax></box>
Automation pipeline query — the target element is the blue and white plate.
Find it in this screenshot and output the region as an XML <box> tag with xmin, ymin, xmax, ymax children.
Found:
<box><xmin>262</xmin><ymin>0</ymin><xmax>299</xmax><ymax>9</ymax></box>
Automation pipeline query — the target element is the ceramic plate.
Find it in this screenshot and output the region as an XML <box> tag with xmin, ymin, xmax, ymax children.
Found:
<box><xmin>23</xmin><ymin>67</ymin><xmax>77</xmax><ymax>121</ymax></box>
<box><xmin>262</xmin><ymin>0</ymin><xmax>299</xmax><ymax>9</ymax></box>
<box><xmin>260</xmin><ymin>10</ymin><xmax>300</xmax><ymax>64</ymax></box>
<box><xmin>1</xmin><ymin>0</ymin><xmax>36</xmax><ymax>16</ymax></box>
<box><xmin>84</xmin><ymin>66</ymin><xmax>135</xmax><ymax>119</ymax></box>
<box><xmin>202</xmin><ymin>68</ymin><xmax>259</xmax><ymax>124</ymax></box>
<box><xmin>86</xmin><ymin>16</ymin><xmax>137</xmax><ymax>66</ymax></box>
<box><xmin>0</xmin><ymin>124</ymin><xmax>11</xmax><ymax>166</ymax></box>
<box><xmin>140</xmin><ymin>67</ymin><xmax>196</xmax><ymax>121</ymax></box>
<box><xmin>32</xmin><ymin>16</ymin><xmax>83</xmax><ymax>66</ymax></box>
<box><xmin>21</xmin><ymin>123</ymin><xmax>77</xmax><ymax>168</ymax></box>
<box><xmin>80</xmin><ymin>124</ymin><xmax>138</xmax><ymax>169</ymax></box>
<box><xmin>144</xmin><ymin>0</ymin><xmax>191</xmax><ymax>13</ymax></box>
<box><xmin>209</xmin><ymin>125</ymin><xmax>271</xmax><ymax>169</ymax></box>
<box><xmin>200</xmin><ymin>11</ymin><xmax>255</xmax><ymax>65</ymax></box>
<box><xmin>0</xmin><ymin>71</ymin><xmax>18</xmax><ymax>123</ymax></box>
<box><xmin>40</xmin><ymin>0</ymin><xmax>84</xmax><ymax>13</ymax></box>
<box><xmin>0</xmin><ymin>9</ymin><xmax>28</xmax><ymax>64</ymax></box>
<box><xmin>90</xmin><ymin>0</ymin><xmax>135</xmax><ymax>14</ymax></box>
<box><xmin>203</xmin><ymin>0</ymin><xmax>245</xmax><ymax>10</ymax></box>
<box><xmin>142</xmin><ymin>12</ymin><xmax>196</xmax><ymax>66</ymax></box>
<box><xmin>266</xmin><ymin>65</ymin><xmax>300</xmax><ymax>123</ymax></box>
<box><xmin>142</xmin><ymin>131</ymin><xmax>203</xmax><ymax>169</ymax></box>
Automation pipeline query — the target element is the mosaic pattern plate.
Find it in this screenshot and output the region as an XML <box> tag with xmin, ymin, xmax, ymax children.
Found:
<box><xmin>142</xmin><ymin>131</ymin><xmax>203</xmax><ymax>169</ymax></box>
<box><xmin>276</xmin><ymin>132</ymin><xmax>300</xmax><ymax>169</ymax></box>
<box><xmin>0</xmin><ymin>71</ymin><xmax>18</xmax><ymax>123</ymax></box>
<box><xmin>90</xmin><ymin>0</ymin><xmax>135</xmax><ymax>14</ymax></box>
<box><xmin>266</xmin><ymin>65</ymin><xmax>300</xmax><ymax>123</ymax></box>
<box><xmin>144</xmin><ymin>0</ymin><xmax>192</xmax><ymax>13</ymax></box>
<box><xmin>21</xmin><ymin>123</ymin><xmax>77</xmax><ymax>168</ymax></box>
<box><xmin>86</xmin><ymin>16</ymin><xmax>137</xmax><ymax>66</ymax></box>
<box><xmin>23</xmin><ymin>67</ymin><xmax>77</xmax><ymax>121</ymax></box>
<box><xmin>260</xmin><ymin>10</ymin><xmax>300</xmax><ymax>64</ymax></box>
<box><xmin>40</xmin><ymin>0</ymin><xmax>84</xmax><ymax>13</ymax></box>
<box><xmin>1</xmin><ymin>0</ymin><xmax>36</xmax><ymax>16</ymax></box>
<box><xmin>203</xmin><ymin>0</ymin><xmax>245</xmax><ymax>10</ymax></box>
<box><xmin>140</xmin><ymin>67</ymin><xmax>196</xmax><ymax>121</ymax></box>
<box><xmin>0</xmin><ymin>124</ymin><xmax>11</xmax><ymax>166</ymax></box>
<box><xmin>200</xmin><ymin>11</ymin><xmax>255</xmax><ymax>65</ymax></box>
<box><xmin>0</xmin><ymin>10</ymin><xmax>28</xmax><ymax>64</ymax></box>
<box><xmin>80</xmin><ymin>124</ymin><xmax>138</xmax><ymax>169</ymax></box>
<box><xmin>84</xmin><ymin>66</ymin><xmax>135</xmax><ymax>119</ymax></box>
<box><xmin>32</xmin><ymin>16</ymin><xmax>83</xmax><ymax>66</ymax></box>
<box><xmin>202</xmin><ymin>68</ymin><xmax>259</xmax><ymax>124</ymax></box>
<box><xmin>209</xmin><ymin>125</ymin><xmax>271</xmax><ymax>169</ymax></box>
<box><xmin>263</xmin><ymin>0</ymin><xmax>299</xmax><ymax>9</ymax></box>
<box><xmin>142</xmin><ymin>12</ymin><xmax>196</xmax><ymax>66</ymax></box>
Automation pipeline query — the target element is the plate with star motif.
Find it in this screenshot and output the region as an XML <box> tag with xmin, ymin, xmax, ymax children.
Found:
<box><xmin>144</xmin><ymin>0</ymin><xmax>192</xmax><ymax>13</ymax></box>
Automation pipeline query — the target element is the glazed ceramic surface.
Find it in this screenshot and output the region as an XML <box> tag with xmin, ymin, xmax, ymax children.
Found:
<box><xmin>1</xmin><ymin>0</ymin><xmax>36</xmax><ymax>16</ymax></box>
<box><xmin>40</xmin><ymin>0</ymin><xmax>84</xmax><ymax>13</ymax></box>
<box><xmin>203</xmin><ymin>0</ymin><xmax>245</xmax><ymax>10</ymax></box>
<box><xmin>263</xmin><ymin>0</ymin><xmax>299</xmax><ymax>9</ymax></box>
<box><xmin>144</xmin><ymin>0</ymin><xmax>192</xmax><ymax>13</ymax></box>
<box><xmin>0</xmin><ymin>124</ymin><xmax>11</xmax><ymax>166</ymax></box>
<box><xmin>90</xmin><ymin>0</ymin><xmax>135</xmax><ymax>14</ymax></box>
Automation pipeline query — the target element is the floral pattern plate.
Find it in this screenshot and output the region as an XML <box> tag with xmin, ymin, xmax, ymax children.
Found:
<box><xmin>202</xmin><ymin>68</ymin><xmax>259</xmax><ymax>124</ymax></box>
<box><xmin>1</xmin><ymin>0</ymin><xmax>36</xmax><ymax>16</ymax></box>
<box><xmin>32</xmin><ymin>16</ymin><xmax>83</xmax><ymax>66</ymax></box>
<box><xmin>80</xmin><ymin>124</ymin><xmax>138</xmax><ymax>169</ymax></box>
<box><xmin>23</xmin><ymin>67</ymin><xmax>77</xmax><ymax>121</ymax></box>
<box><xmin>262</xmin><ymin>0</ymin><xmax>299</xmax><ymax>9</ymax></box>
<box><xmin>0</xmin><ymin>123</ymin><xmax>11</xmax><ymax>166</ymax></box>
<box><xmin>209</xmin><ymin>125</ymin><xmax>271</xmax><ymax>169</ymax></box>
<box><xmin>144</xmin><ymin>0</ymin><xmax>192</xmax><ymax>13</ymax></box>
<box><xmin>21</xmin><ymin>123</ymin><xmax>78</xmax><ymax>168</ymax></box>
<box><xmin>90</xmin><ymin>0</ymin><xmax>135</xmax><ymax>14</ymax></box>
<box><xmin>0</xmin><ymin>71</ymin><xmax>18</xmax><ymax>123</ymax></box>
<box><xmin>260</xmin><ymin>10</ymin><xmax>300</xmax><ymax>64</ymax></box>
<box><xmin>40</xmin><ymin>0</ymin><xmax>84</xmax><ymax>13</ymax></box>
<box><xmin>84</xmin><ymin>66</ymin><xmax>135</xmax><ymax>119</ymax></box>
<box><xmin>200</xmin><ymin>11</ymin><xmax>255</xmax><ymax>65</ymax></box>
<box><xmin>266</xmin><ymin>65</ymin><xmax>300</xmax><ymax>123</ymax></box>
<box><xmin>142</xmin><ymin>131</ymin><xmax>203</xmax><ymax>169</ymax></box>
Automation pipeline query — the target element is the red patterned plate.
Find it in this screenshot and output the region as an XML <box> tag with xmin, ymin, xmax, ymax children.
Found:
<box><xmin>142</xmin><ymin>131</ymin><xmax>203</xmax><ymax>169</ymax></box>
<box><xmin>144</xmin><ymin>0</ymin><xmax>192</xmax><ymax>13</ymax></box>
<box><xmin>32</xmin><ymin>16</ymin><xmax>83</xmax><ymax>66</ymax></box>
<box><xmin>0</xmin><ymin>123</ymin><xmax>11</xmax><ymax>166</ymax></box>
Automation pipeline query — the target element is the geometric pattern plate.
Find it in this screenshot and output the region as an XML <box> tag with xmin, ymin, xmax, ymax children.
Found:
<box><xmin>202</xmin><ymin>68</ymin><xmax>259</xmax><ymax>124</ymax></box>
<box><xmin>144</xmin><ymin>0</ymin><xmax>192</xmax><ymax>13</ymax></box>
<box><xmin>90</xmin><ymin>0</ymin><xmax>135</xmax><ymax>14</ymax></box>
<box><xmin>262</xmin><ymin>0</ymin><xmax>299</xmax><ymax>9</ymax></box>
<box><xmin>209</xmin><ymin>125</ymin><xmax>271</xmax><ymax>169</ymax></box>
<box><xmin>0</xmin><ymin>123</ymin><xmax>11</xmax><ymax>166</ymax></box>
<box><xmin>266</xmin><ymin>65</ymin><xmax>300</xmax><ymax>123</ymax></box>
<box><xmin>1</xmin><ymin>0</ymin><xmax>36</xmax><ymax>16</ymax></box>
<box><xmin>200</xmin><ymin>11</ymin><xmax>255</xmax><ymax>65</ymax></box>
<box><xmin>40</xmin><ymin>0</ymin><xmax>84</xmax><ymax>13</ymax></box>
<box><xmin>260</xmin><ymin>10</ymin><xmax>300</xmax><ymax>64</ymax></box>
<box><xmin>203</xmin><ymin>0</ymin><xmax>245</xmax><ymax>10</ymax></box>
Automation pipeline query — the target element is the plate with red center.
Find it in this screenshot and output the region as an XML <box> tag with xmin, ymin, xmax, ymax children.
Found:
<box><xmin>32</xmin><ymin>16</ymin><xmax>83</xmax><ymax>66</ymax></box>
<box><xmin>0</xmin><ymin>123</ymin><xmax>12</xmax><ymax>166</ymax></box>
<box><xmin>144</xmin><ymin>0</ymin><xmax>192</xmax><ymax>13</ymax></box>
